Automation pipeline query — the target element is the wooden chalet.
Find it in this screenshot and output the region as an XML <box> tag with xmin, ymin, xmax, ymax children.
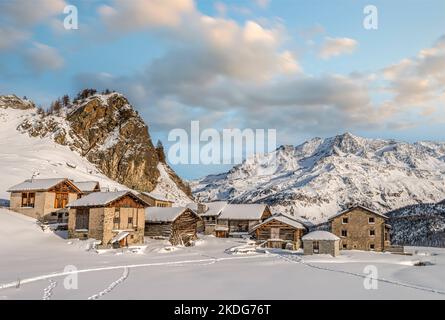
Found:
<box><xmin>251</xmin><ymin>214</ymin><xmax>307</xmax><ymax>250</ymax></box>
<box><xmin>7</xmin><ymin>178</ymin><xmax>82</xmax><ymax>221</ymax></box>
<box><xmin>138</xmin><ymin>191</ymin><xmax>174</xmax><ymax>207</ymax></box>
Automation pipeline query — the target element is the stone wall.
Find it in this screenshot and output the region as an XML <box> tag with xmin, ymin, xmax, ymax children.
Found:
<box><xmin>303</xmin><ymin>239</ymin><xmax>339</xmax><ymax>256</ymax></box>
<box><xmin>330</xmin><ymin>207</ymin><xmax>388</xmax><ymax>251</ymax></box>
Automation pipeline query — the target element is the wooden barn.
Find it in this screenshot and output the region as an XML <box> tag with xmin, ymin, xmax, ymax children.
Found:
<box><xmin>145</xmin><ymin>207</ymin><xmax>201</xmax><ymax>246</ymax></box>
<box><xmin>251</xmin><ymin>214</ymin><xmax>307</xmax><ymax>250</ymax></box>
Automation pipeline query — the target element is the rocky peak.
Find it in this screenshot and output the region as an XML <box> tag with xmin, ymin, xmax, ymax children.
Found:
<box><xmin>0</xmin><ymin>95</ymin><xmax>35</xmax><ymax>110</ymax></box>
<box><xmin>15</xmin><ymin>90</ymin><xmax>192</xmax><ymax>197</ymax></box>
<box><xmin>329</xmin><ymin>132</ymin><xmax>364</xmax><ymax>155</ymax></box>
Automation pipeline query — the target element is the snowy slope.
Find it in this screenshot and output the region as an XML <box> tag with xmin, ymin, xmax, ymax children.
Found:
<box><xmin>0</xmin><ymin>96</ymin><xmax>191</xmax><ymax>205</ymax></box>
<box><xmin>0</xmin><ymin>106</ymin><xmax>128</xmax><ymax>199</ymax></box>
<box><xmin>193</xmin><ymin>133</ymin><xmax>445</xmax><ymax>223</ymax></box>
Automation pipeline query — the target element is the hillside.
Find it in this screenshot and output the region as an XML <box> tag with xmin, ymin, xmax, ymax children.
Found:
<box><xmin>192</xmin><ymin>132</ymin><xmax>445</xmax><ymax>223</ymax></box>
<box><xmin>0</xmin><ymin>93</ymin><xmax>191</xmax><ymax>205</ymax></box>
<box><xmin>387</xmin><ymin>203</ymin><xmax>445</xmax><ymax>247</ymax></box>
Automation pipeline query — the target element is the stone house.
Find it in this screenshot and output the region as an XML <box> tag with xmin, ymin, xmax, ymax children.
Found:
<box><xmin>215</xmin><ymin>204</ymin><xmax>272</xmax><ymax>238</ymax></box>
<box><xmin>329</xmin><ymin>205</ymin><xmax>391</xmax><ymax>251</ymax></box>
<box><xmin>145</xmin><ymin>207</ymin><xmax>201</xmax><ymax>246</ymax></box>
<box><xmin>251</xmin><ymin>214</ymin><xmax>307</xmax><ymax>250</ymax></box>
<box><xmin>67</xmin><ymin>191</ymin><xmax>148</xmax><ymax>248</ymax></box>
<box><xmin>302</xmin><ymin>231</ymin><xmax>340</xmax><ymax>257</ymax></box>
<box><xmin>8</xmin><ymin>178</ymin><xmax>82</xmax><ymax>221</ymax></box>
<box><xmin>138</xmin><ymin>192</ymin><xmax>174</xmax><ymax>207</ymax></box>
<box><xmin>187</xmin><ymin>201</ymin><xmax>228</xmax><ymax>235</ymax></box>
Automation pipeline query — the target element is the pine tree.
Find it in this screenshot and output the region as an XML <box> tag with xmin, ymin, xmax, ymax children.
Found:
<box><xmin>62</xmin><ymin>94</ymin><xmax>70</xmax><ymax>107</ymax></box>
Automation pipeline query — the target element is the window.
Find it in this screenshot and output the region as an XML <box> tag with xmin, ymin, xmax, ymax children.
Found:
<box><xmin>342</xmin><ymin>217</ymin><xmax>349</xmax><ymax>224</ymax></box>
<box><xmin>369</xmin><ymin>244</ymin><xmax>375</xmax><ymax>250</ymax></box>
<box><xmin>54</xmin><ymin>192</ymin><xmax>68</xmax><ymax>208</ymax></box>
<box><xmin>21</xmin><ymin>192</ymin><xmax>35</xmax><ymax>208</ymax></box>
<box><xmin>341</xmin><ymin>229</ymin><xmax>348</xmax><ymax>237</ymax></box>
<box><xmin>369</xmin><ymin>229</ymin><xmax>375</xmax><ymax>236</ymax></box>
<box><xmin>113</xmin><ymin>208</ymin><xmax>121</xmax><ymax>229</ymax></box>
<box><xmin>384</xmin><ymin>232</ymin><xmax>388</xmax><ymax>241</ymax></box>
<box><xmin>368</xmin><ymin>217</ymin><xmax>375</xmax><ymax>224</ymax></box>
<box><xmin>75</xmin><ymin>208</ymin><xmax>89</xmax><ymax>230</ymax></box>
<box><xmin>313</xmin><ymin>241</ymin><xmax>320</xmax><ymax>254</ymax></box>
<box><xmin>342</xmin><ymin>243</ymin><xmax>347</xmax><ymax>249</ymax></box>
<box><xmin>127</xmin><ymin>209</ymin><xmax>134</xmax><ymax>229</ymax></box>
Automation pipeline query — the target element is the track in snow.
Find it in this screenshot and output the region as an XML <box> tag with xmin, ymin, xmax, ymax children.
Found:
<box><xmin>88</xmin><ymin>267</ymin><xmax>129</xmax><ymax>300</ymax></box>
<box><xmin>276</xmin><ymin>252</ymin><xmax>445</xmax><ymax>296</ymax></box>
<box><xmin>0</xmin><ymin>254</ymin><xmax>272</xmax><ymax>291</ymax></box>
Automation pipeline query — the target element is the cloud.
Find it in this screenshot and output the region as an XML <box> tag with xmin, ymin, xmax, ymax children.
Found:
<box><xmin>253</xmin><ymin>0</ymin><xmax>271</xmax><ymax>9</ymax></box>
<box><xmin>319</xmin><ymin>37</ymin><xmax>358</xmax><ymax>59</ymax></box>
<box><xmin>0</xmin><ymin>27</ymin><xmax>29</xmax><ymax>51</ymax></box>
<box><xmin>382</xmin><ymin>35</ymin><xmax>445</xmax><ymax>108</ymax></box>
<box><xmin>24</xmin><ymin>43</ymin><xmax>64</xmax><ymax>73</ymax></box>
<box><xmin>98</xmin><ymin>0</ymin><xmax>195</xmax><ymax>32</ymax></box>
<box><xmin>76</xmin><ymin>1</ymin><xmax>445</xmax><ymax>142</ymax></box>
<box><xmin>0</xmin><ymin>0</ymin><xmax>66</xmax><ymax>27</ymax></box>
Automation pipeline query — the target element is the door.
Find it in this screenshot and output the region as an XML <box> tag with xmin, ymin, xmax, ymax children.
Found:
<box><xmin>313</xmin><ymin>241</ymin><xmax>320</xmax><ymax>254</ymax></box>
<box><xmin>270</xmin><ymin>227</ymin><xmax>280</xmax><ymax>239</ymax></box>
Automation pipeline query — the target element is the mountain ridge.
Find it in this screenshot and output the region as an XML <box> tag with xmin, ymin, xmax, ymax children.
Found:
<box><xmin>192</xmin><ymin>132</ymin><xmax>445</xmax><ymax>223</ymax></box>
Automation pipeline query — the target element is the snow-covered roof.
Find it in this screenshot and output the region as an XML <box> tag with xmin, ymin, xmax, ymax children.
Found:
<box><xmin>302</xmin><ymin>231</ymin><xmax>340</xmax><ymax>241</ymax></box>
<box><xmin>7</xmin><ymin>178</ymin><xmax>76</xmax><ymax>192</ymax></box>
<box><xmin>111</xmin><ymin>231</ymin><xmax>129</xmax><ymax>244</ymax></box>
<box><xmin>187</xmin><ymin>201</ymin><xmax>228</xmax><ymax>217</ymax></box>
<box><xmin>140</xmin><ymin>191</ymin><xmax>173</xmax><ymax>203</ymax></box>
<box><xmin>218</xmin><ymin>204</ymin><xmax>269</xmax><ymax>220</ymax></box>
<box><xmin>328</xmin><ymin>205</ymin><xmax>388</xmax><ymax>221</ymax></box>
<box><xmin>72</xmin><ymin>181</ymin><xmax>99</xmax><ymax>193</ymax></box>
<box><xmin>67</xmin><ymin>191</ymin><xmax>146</xmax><ymax>207</ymax></box>
<box><xmin>145</xmin><ymin>207</ymin><xmax>200</xmax><ymax>223</ymax></box>
<box><xmin>251</xmin><ymin>214</ymin><xmax>306</xmax><ymax>231</ymax></box>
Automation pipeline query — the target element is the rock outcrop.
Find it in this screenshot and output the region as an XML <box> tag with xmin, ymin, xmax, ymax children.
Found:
<box><xmin>13</xmin><ymin>91</ymin><xmax>192</xmax><ymax>197</ymax></box>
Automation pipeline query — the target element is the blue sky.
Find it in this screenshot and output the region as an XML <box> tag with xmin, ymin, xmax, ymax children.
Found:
<box><xmin>1</xmin><ymin>0</ymin><xmax>445</xmax><ymax>179</ymax></box>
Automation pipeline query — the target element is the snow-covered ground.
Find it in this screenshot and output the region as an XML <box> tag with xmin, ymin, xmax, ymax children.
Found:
<box><xmin>0</xmin><ymin>208</ymin><xmax>444</xmax><ymax>300</ymax></box>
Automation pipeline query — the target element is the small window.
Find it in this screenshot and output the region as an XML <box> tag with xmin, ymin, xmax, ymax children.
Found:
<box><xmin>342</xmin><ymin>217</ymin><xmax>349</xmax><ymax>224</ymax></box>
<box><xmin>342</xmin><ymin>243</ymin><xmax>347</xmax><ymax>249</ymax></box>
<box><xmin>128</xmin><ymin>217</ymin><xmax>133</xmax><ymax>229</ymax></box>
<box><xmin>369</xmin><ymin>244</ymin><xmax>375</xmax><ymax>250</ymax></box>
<box><xmin>384</xmin><ymin>232</ymin><xmax>388</xmax><ymax>241</ymax></box>
<box><xmin>341</xmin><ymin>230</ymin><xmax>348</xmax><ymax>237</ymax></box>
<box><xmin>369</xmin><ymin>229</ymin><xmax>375</xmax><ymax>236</ymax></box>
<box><xmin>369</xmin><ymin>217</ymin><xmax>375</xmax><ymax>224</ymax></box>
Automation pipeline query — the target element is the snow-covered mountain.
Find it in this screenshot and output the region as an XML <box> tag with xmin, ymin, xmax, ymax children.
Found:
<box><xmin>0</xmin><ymin>93</ymin><xmax>192</xmax><ymax>205</ymax></box>
<box><xmin>192</xmin><ymin>132</ymin><xmax>445</xmax><ymax>223</ymax></box>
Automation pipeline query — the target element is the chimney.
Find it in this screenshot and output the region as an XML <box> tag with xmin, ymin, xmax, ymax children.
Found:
<box><xmin>197</xmin><ymin>203</ymin><xmax>208</xmax><ymax>214</ymax></box>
